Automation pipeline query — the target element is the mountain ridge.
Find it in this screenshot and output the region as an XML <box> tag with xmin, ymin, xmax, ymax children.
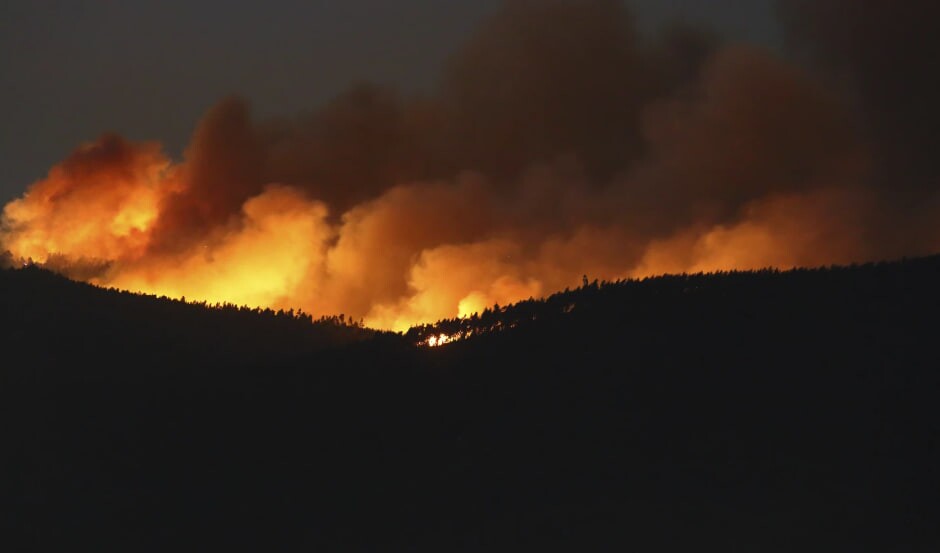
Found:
<box><xmin>3</xmin><ymin>255</ymin><xmax>939</xmax><ymax>551</ymax></box>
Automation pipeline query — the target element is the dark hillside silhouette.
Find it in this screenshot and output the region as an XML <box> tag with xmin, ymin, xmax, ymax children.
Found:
<box><xmin>0</xmin><ymin>263</ymin><xmax>379</xmax><ymax>376</ymax></box>
<box><xmin>3</xmin><ymin>256</ymin><xmax>940</xmax><ymax>551</ymax></box>
<box><xmin>409</xmin><ymin>257</ymin><xmax>939</xmax><ymax>349</ymax></box>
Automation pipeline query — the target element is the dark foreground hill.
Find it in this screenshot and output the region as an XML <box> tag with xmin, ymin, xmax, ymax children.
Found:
<box><xmin>3</xmin><ymin>257</ymin><xmax>940</xmax><ymax>551</ymax></box>
<box><xmin>0</xmin><ymin>264</ymin><xmax>379</xmax><ymax>374</ymax></box>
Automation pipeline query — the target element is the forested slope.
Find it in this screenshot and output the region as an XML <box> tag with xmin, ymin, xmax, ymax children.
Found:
<box><xmin>3</xmin><ymin>257</ymin><xmax>939</xmax><ymax>551</ymax></box>
<box><xmin>0</xmin><ymin>264</ymin><xmax>378</xmax><ymax>375</ymax></box>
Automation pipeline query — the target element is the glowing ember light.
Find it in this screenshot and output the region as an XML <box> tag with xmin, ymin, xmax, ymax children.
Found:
<box><xmin>424</xmin><ymin>333</ymin><xmax>457</xmax><ymax>348</ymax></box>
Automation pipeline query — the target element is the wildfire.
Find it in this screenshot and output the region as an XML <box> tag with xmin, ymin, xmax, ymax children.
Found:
<box><xmin>424</xmin><ymin>333</ymin><xmax>458</xmax><ymax>348</ymax></box>
<box><xmin>0</xmin><ymin>128</ymin><xmax>871</xmax><ymax>332</ymax></box>
<box><xmin>0</xmin><ymin>3</ymin><xmax>886</xmax><ymax>331</ymax></box>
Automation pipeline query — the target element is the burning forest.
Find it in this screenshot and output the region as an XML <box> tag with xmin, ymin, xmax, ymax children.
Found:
<box><xmin>3</xmin><ymin>0</ymin><xmax>939</xmax><ymax>331</ymax></box>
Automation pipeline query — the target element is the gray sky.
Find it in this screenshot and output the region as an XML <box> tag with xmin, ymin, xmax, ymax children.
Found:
<box><xmin>0</xmin><ymin>0</ymin><xmax>780</xmax><ymax>203</ymax></box>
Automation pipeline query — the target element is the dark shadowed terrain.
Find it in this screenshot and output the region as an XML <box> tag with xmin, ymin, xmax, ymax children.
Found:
<box><xmin>3</xmin><ymin>256</ymin><xmax>939</xmax><ymax>551</ymax></box>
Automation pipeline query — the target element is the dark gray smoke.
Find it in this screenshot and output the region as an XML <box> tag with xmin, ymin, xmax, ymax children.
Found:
<box><xmin>781</xmin><ymin>0</ymin><xmax>940</xmax><ymax>253</ymax></box>
<box><xmin>2</xmin><ymin>0</ymin><xmax>936</xmax><ymax>328</ymax></box>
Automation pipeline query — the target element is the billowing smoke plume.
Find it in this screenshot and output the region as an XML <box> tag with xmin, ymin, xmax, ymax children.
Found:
<box><xmin>780</xmin><ymin>0</ymin><xmax>940</xmax><ymax>255</ymax></box>
<box><xmin>1</xmin><ymin>0</ymin><xmax>933</xmax><ymax>330</ymax></box>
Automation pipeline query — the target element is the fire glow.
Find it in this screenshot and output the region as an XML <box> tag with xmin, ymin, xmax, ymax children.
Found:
<box><xmin>1</xmin><ymin>1</ymin><xmax>933</xmax><ymax>332</ymax></box>
<box><xmin>0</xmin><ymin>130</ymin><xmax>867</xmax><ymax>332</ymax></box>
<box><xmin>425</xmin><ymin>334</ymin><xmax>458</xmax><ymax>348</ymax></box>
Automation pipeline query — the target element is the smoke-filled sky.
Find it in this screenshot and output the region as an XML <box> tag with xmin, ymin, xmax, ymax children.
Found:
<box><xmin>2</xmin><ymin>0</ymin><xmax>938</xmax><ymax>331</ymax></box>
<box><xmin>0</xmin><ymin>0</ymin><xmax>780</xmax><ymax>203</ymax></box>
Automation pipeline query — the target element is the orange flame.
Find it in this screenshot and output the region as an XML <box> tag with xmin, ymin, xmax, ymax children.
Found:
<box><xmin>0</xmin><ymin>40</ymin><xmax>890</xmax><ymax>331</ymax></box>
